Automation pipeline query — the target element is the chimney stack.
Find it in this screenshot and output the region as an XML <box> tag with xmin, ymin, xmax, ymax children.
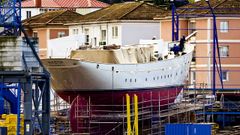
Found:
<box><xmin>34</xmin><ymin>0</ymin><xmax>42</xmax><ymax>8</ymax></box>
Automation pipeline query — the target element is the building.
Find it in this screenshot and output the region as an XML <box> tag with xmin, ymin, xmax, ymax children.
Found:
<box><xmin>67</xmin><ymin>2</ymin><xmax>167</xmax><ymax>46</ymax></box>
<box><xmin>23</xmin><ymin>10</ymin><xmax>83</xmax><ymax>58</ymax></box>
<box><xmin>157</xmin><ymin>0</ymin><xmax>240</xmax><ymax>89</ymax></box>
<box><xmin>21</xmin><ymin>0</ymin><xmax>108</xmax><ymax>20</ymax></box>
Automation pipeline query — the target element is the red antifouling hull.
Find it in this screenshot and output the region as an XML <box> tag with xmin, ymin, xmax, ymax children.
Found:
<box><xmin>56</xmin><ymin>86</ymin><xmax>183</xmax><ymax>133</ymax></box>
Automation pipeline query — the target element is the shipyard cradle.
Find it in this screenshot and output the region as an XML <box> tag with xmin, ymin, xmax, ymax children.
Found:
<box><xmin>42</xmin><ymin>43</ymin><xmax>193</xmax><ymax>132</ymax></box>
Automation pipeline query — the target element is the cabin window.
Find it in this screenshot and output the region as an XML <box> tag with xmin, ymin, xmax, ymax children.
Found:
<box><xmin>219</xmin><ymin>46</ymin><xmax>229</xmax><ymax>57</ymax></box>
<box><xmin>26</xmin><ymin>11</ymin><xmax>31</xmax><ymax>19</ymax></box>
<box><xmin>112</xmin><ymin>26</ymin><xmax>118</xmax><ymax>38</ymax></box>
<box><xmin>221</xmin><ymin>71</ymin><xmax>229</xmax><ymax>81</ymax></box>
<box><xmin>220</xmin><ymin>21</ymin><xmax>228</xmax><ymax>32</ymax></box>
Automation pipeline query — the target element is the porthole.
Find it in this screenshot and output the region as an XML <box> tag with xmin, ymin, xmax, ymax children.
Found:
<box><xmin>145</xmin><ymin>78</ymin><xmax>148</xmax><ymax>81</ymax></box>
<box><xmin>153</xmin><ymin>77</ymin><xmax>155</xmax><ymax>80</ymax></box>
<box><xmin>157</xmin><ymin>76</ymin><xmax>159</xmax><ymax>80</ymax></box>
<box><xmin>161</xmin><ymin>76</ymin><xmax>163</xmax><ymax>79</ymax></box>
<box><xmin>130</xmin><ymin>79</ymin><xmax>132</xmax><ymax>82</ymax></box>
<box><xmin>164</xmin><ymin>75</ymin><xmax>166</xmax><ymax>79</ymax></box>
<box><xmin>125</xmin><ymin>79</ymin><xmax>127</xmax><ymax>82</ymax></box>
<box><xmin>135</xmin><ymin>79</ymin><xmax>137</xmax><ymax>82</ymax></box>
<box><xmin>167</xmin><ymin>75</ymin><xmax>169</xmax><ymax>78</ymax></box>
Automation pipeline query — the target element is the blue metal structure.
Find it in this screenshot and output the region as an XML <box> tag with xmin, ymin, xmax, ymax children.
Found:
<box><xmin>0</xmin><ymin>84</ymin><xmax>20</xmax><ymax>114</ymax></box>
<box><xmin>0</xmin><ymin>0</ymin><xmax>51</xmax><ymax>135</ymax></box>
<box><xmin>171</xmin><ymin>2</ymin><xmax>179</xmax><ymax>41</ymax></box>
<box><xmin>0</xmin><ymin>83</ymin><xmax>21</xmax><ymax>134</ymax></box>
<box><xmin>205</xmin><ymin>0</ymin><xmax>224</xmax><ymax>95</ymax></box>
<box><xmin>165</xmin><ymin>124</ymin><xmax>212</xmax><ymax>135</ymax></box>
<box><xmin>0</xmin><ymin>72</ymin><xmax>50</xmax><ymax>135</ymax></box>
<box><xmin>0</xmin><ymin>0</ymin><xmax>21</xmax><ymax>36</ymax></box>
<box><xmin>171</xmin><ymin>1</ymin><xmax>224</xmax><ymax>96</ymax></box>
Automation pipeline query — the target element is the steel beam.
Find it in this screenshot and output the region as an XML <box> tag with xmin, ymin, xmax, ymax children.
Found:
<box><xmin>0</xmin><ymin>72</ymin><xmax>50</xmax><ymax>135</ymax></box>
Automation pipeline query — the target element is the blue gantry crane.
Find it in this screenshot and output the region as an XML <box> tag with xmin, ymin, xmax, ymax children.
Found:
<box><xmin>0</xmin><ymin>0</ymin><xmax>50</xmax><ymax>134</ymax></box>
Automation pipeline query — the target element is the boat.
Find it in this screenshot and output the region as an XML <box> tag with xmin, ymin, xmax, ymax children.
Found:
<box><xmin>42</xmin><ymin>42</ymin><xmax>193</xmax><ymax>133</ymax></box>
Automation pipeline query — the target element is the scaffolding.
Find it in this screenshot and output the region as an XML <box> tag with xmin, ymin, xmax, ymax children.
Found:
<box><xmin>50</xmin><ymin>91</ymin><xmax>71</xmax><ymax>134</ymax></box>
<box><xmin>67</xmin><ymin>88</ymin><xmax>215</xmax><ymax>135</ymax></box>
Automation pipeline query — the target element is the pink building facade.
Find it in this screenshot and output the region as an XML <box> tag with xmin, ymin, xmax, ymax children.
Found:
<box><xmin>159</xmin><ymin>17</ymin><xmax>240</xmax><ymax>90</ymax></box>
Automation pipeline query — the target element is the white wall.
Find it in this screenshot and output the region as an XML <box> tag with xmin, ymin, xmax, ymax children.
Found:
<box><xmin>107</xmin><ymin>23</ymin><xmax>122</xmax><ymax>45</ymax></box>
<box><xmin>22</xmin><ymin>7</ymin><xmax>102</xmax><ymax>20</ymax></box>
<box><xmin>121</xmin><ymin>23</ymin><xmax>160</xmax><ymax>45</ymax></box>
<box><xmin>70</xmin><ymin>23</ymin><xmax>122</xmax><ymax>46</ymax></box>
<box><xmin>47</xmin><ymin>34</ymin><xmax>85</xmax><ymax>58</ymax></box>
<box><xmin>76</xmin><ymin>8</ymin><xmax>101</xmax><ymax>15</ymax></box>
<box><xmin>21</xmin><ymin>8</ymin><xmax>40</xmax><ymax>20</ymax></box>
<box><xmin>69</xmin><ymin>22</ymin><xmax>160</xmax><ymax>46</ymax></box>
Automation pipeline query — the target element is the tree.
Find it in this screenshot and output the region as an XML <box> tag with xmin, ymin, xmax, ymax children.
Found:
<box><xmin>188</xmin><ymin>0</ymin><xmax>195</xmax><ymax>3</ymax></box>
<box><xmin>154</xmin><ymin>0</ymin><xmax>165</xmax><ymax>6</ymax></box>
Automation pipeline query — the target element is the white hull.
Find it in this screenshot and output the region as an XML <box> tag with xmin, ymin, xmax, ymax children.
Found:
<box><xmin>42</xmin><ymin>52</ymin><xmax>193</xmax><ymax>92</ymax></box>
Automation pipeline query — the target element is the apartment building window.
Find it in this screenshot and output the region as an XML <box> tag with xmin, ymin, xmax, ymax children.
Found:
<box><xmin>220</xmin><ymin>21</ymin><xmax>228</xmax><ymax>32</ymax></box>
<box><xmin>221</xmin><ymin>71</ymin><xmax>229</xmax><ymax>81</ymax></box>
<box><xmin>112</xmin><ymin>26</ymin><xmax>118</xmax><ymax>38</ymax></box>
<box><xmin>58</xmin><ymin>32</ymin><xmax>65</xmax><ymax>38</ymax></box>
<box><xmin>189</xmin><ymin>21</ymin><xmax>196</xmax><ymax>33</ymax></box>
<box><xmin>33</xmin><ymin>32</ymin><xmax>38</xmax><ymax>38</ymax></box>
<box><xmin>84</xmin><ymin>29</ymin><xmax>89</xmax><ymax>45</ymax></box>
<box><xmin>219</xmin><ymin>46</ymin><xmax>229</xmax><ymax>57</ymax></box>
<box><xmin>73</xmin><ymin>29</ymin><xmax>79</xmax><ymax>35</ymax></box>
<box><xmin>26</xmin><ymin>11</ymin><xmax>31</xmax><ymax>19</ymax></box>
<box><xmin>100</xmin><ymin>30</ymin><xmax>107</xmax><ymax>45</ymax></box>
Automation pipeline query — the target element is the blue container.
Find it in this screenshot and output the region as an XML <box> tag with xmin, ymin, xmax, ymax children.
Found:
<box><xmin>165</xmin><ymin>124</ymin><xmax>211</xmax><ymax>135</ymax></box>
<box><xmin>0</xmin><ymin>127</ymin><xmax>7</xmax><ymax>135</ymax></box>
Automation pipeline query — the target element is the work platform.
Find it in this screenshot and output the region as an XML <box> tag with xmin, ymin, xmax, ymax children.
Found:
<box><xmin>49</xmin><ymin>89</ymin><xmax>215</xmax><ymax>135</ymax></box>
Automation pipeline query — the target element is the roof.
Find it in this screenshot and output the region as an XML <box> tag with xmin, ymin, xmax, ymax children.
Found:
<box><xmin>22</xmin><ymin>0</ymin><xmax>109</xmax><ymax>8</ymax></box>
<box><xmin>155</xmin><ymin>0</ymin><xmax>240</xmax><ymax>19</ymax></box>
<box><xmin>73</xmin><ymin>2</ymin><xmax>167</xmax><ymax>23</ymax></box>
<box><xmin>23</xmin><ymin>10</ymin><xmax>83</xmax><ymax>27</ymax></box>
<box><xmin>55</xmin><ymin>0</ymin><xmax>108</xmax><ymax>8</ymax></box>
